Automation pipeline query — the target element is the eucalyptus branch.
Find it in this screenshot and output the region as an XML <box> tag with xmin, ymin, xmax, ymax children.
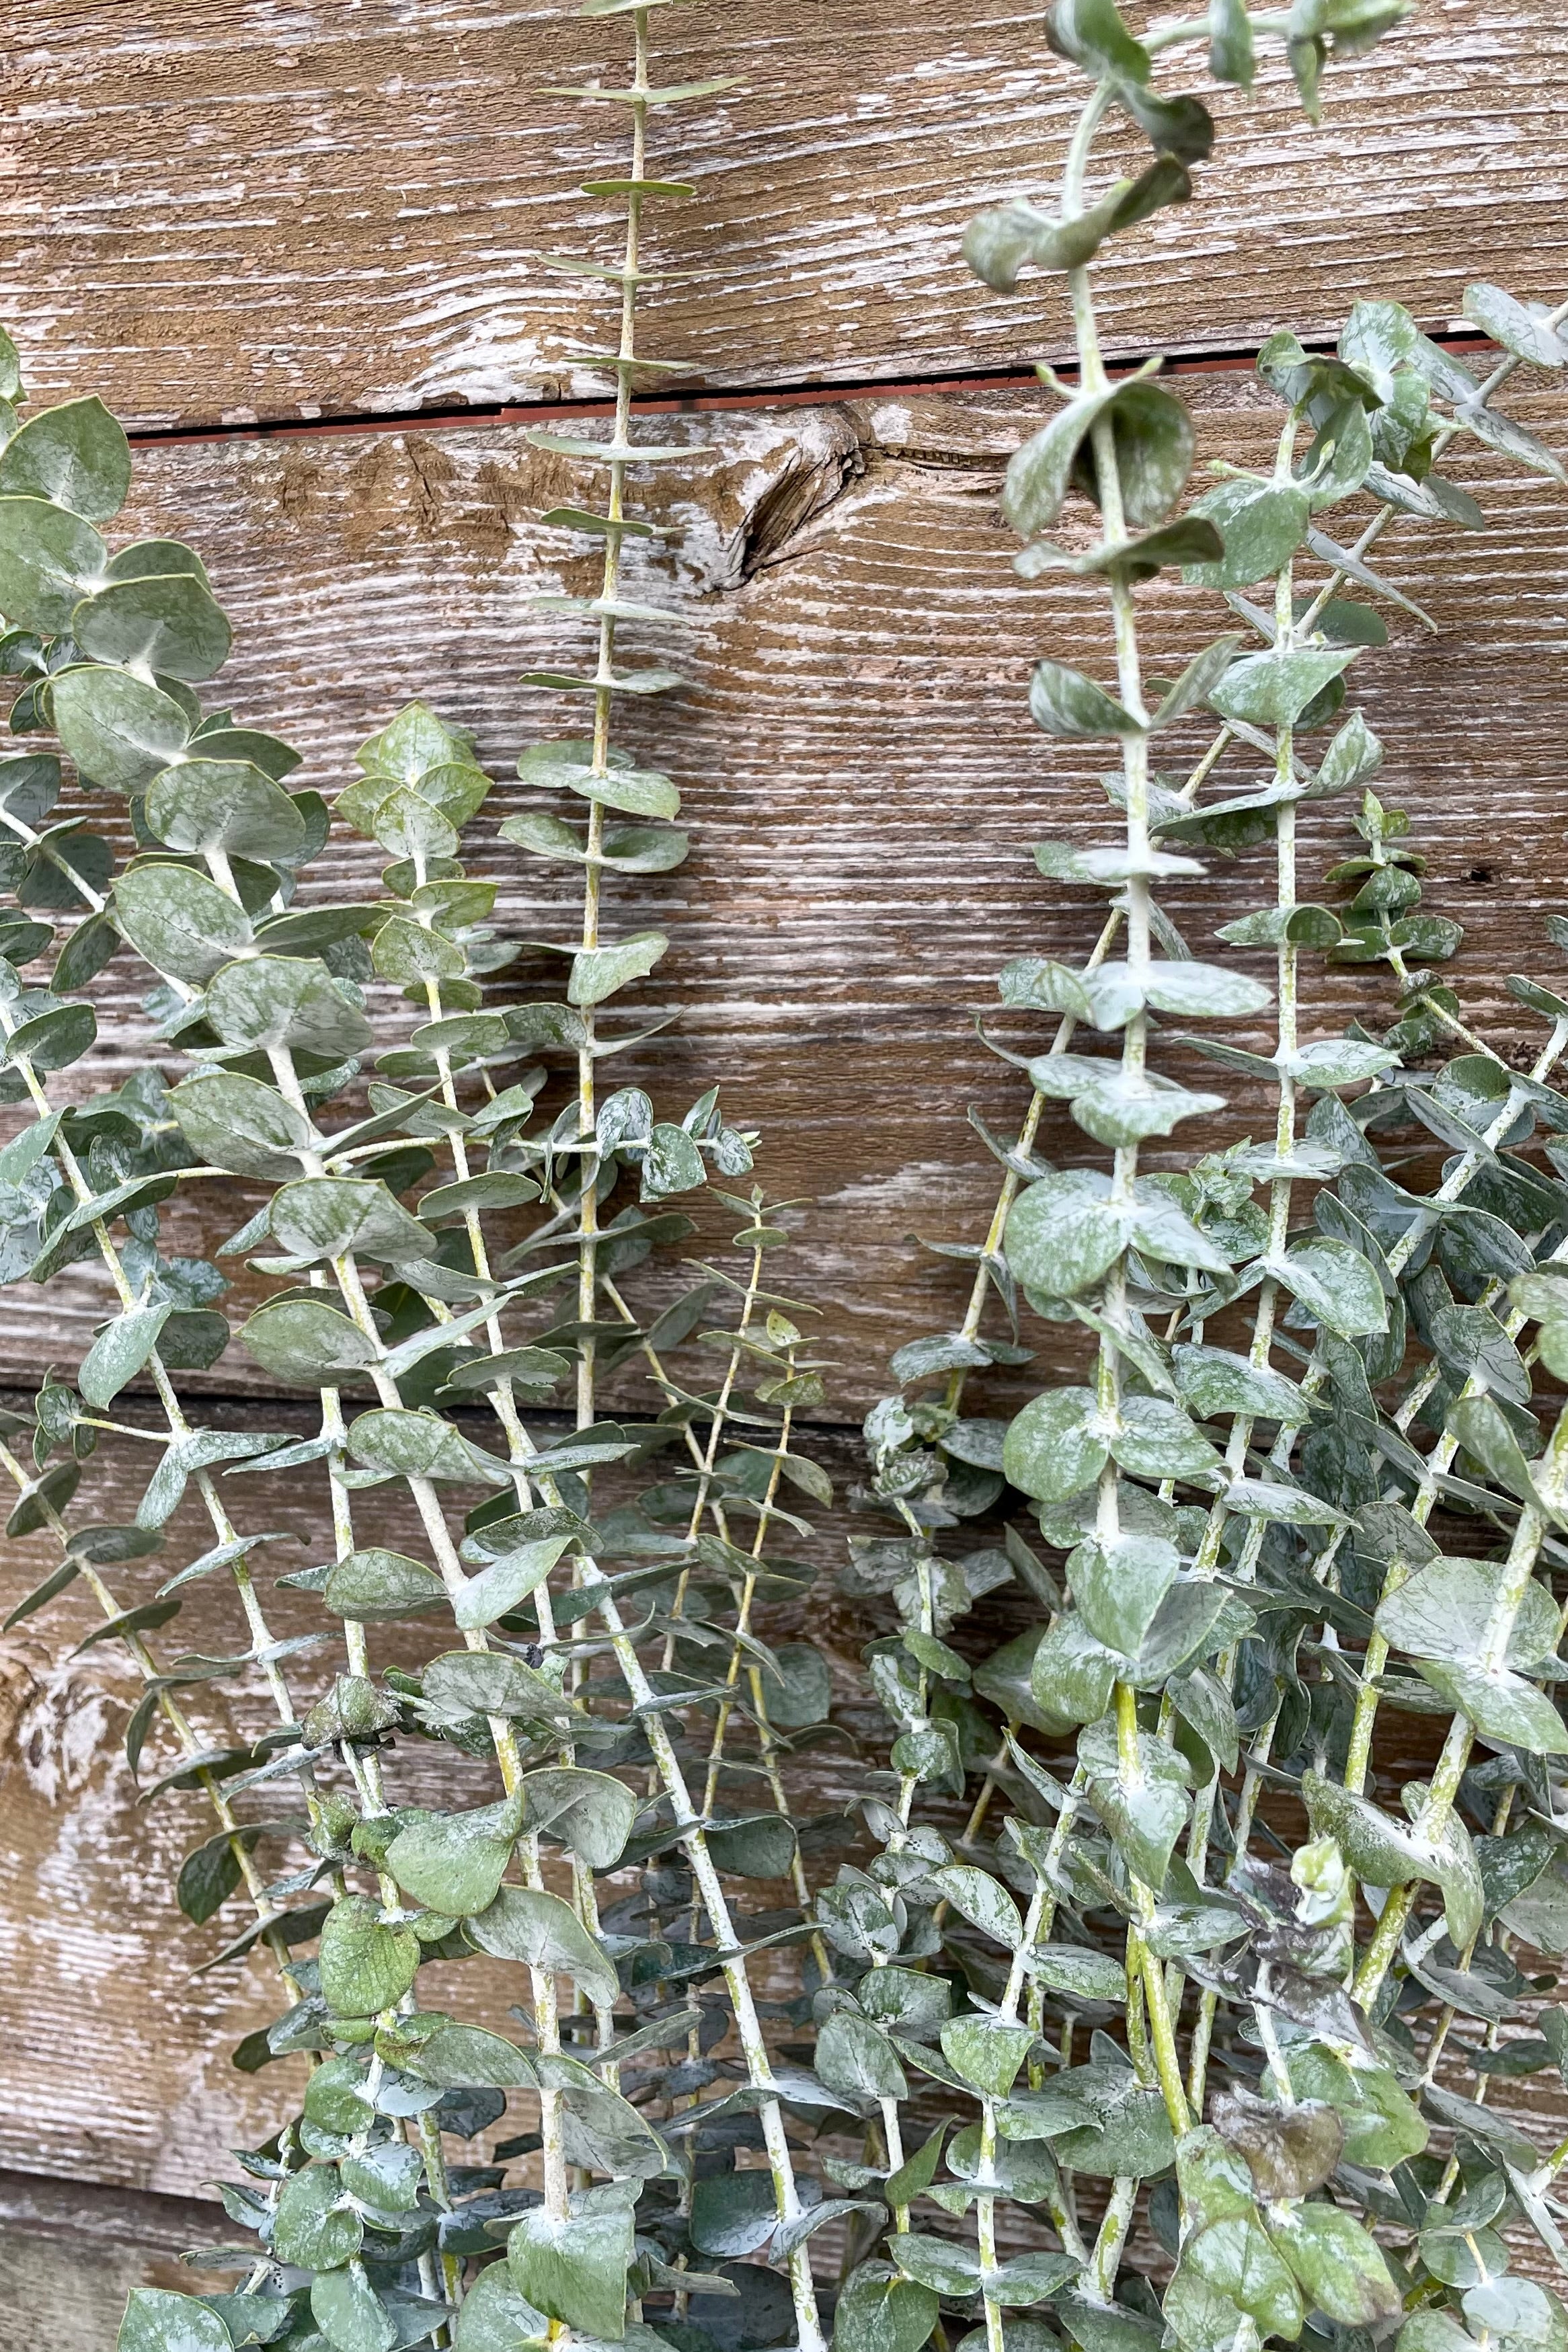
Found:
<box><xmin>836</xmin><ymin>8</ymin><xmax>1568</xmax><ymax>2352</ymax></box>
<box><xmin>0</xmin><ymin>6</ymin><xmax>845</xmax><ymax>2343</ymax></box>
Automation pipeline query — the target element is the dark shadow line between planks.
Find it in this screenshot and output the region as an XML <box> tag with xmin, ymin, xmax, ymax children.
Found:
<box><xmin>0</xmin><ymin>1387</ymin><xmax>869</xmax><ymax>1444</ymax></box>
<box><xmin>0</xmin><ymin>2164</ymin><xmax>229</xmax><ymax>2243</ymax></box>
<box><xmin>0</xmin><ymin>292</ymin><xmax>1528</xmax><ymax>2246</ymax></box>
<box><xmin>124</xmin><ymin>329</ymin><xmax>1502</xmax><ymax>453</ymax></box>
<box><xmin>95</xmin><ymin>319</ymin><xmax>1500</xmax><ymax>1429</ymax></box>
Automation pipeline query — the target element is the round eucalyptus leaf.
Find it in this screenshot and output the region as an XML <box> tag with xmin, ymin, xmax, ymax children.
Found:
<box><xmin>930</xmin><ymin>1863</ymin><xmax>1024</xmax><ymax>1949</ymax></box>
<box><xmin>506</xmin><ymin>2203</ymin><xmax>632</xmax><ymax>2341</ymax></box>
<box><xmin>766</xmin><ymin>1641</ymin><xmax>832</xmax><ymax>1727</ymax></box>
<box><xmin>192</xmin><ymin>729</ymin><xmax>303</xmax><ymax>787</ymax></box>
<box><xmin>939</xmin><ymin>2015</ymin><xmax>1036</xmax><ymax>2100</ymax></box>
<box><xmin>469</xmin><ymin>1884</ymin><xmax>620</xmax><ymax>2009</ymax></box>
<box><xmin>256</xmin><ymin>903</ymin><xmax>385</xmax><ymax>956</ymax></box>
<box><xmin>833</xmin><ymin>2263</ymin><xmax>939</xmax><ymax>2352</ymax></box>
<box><xmin>1264</xmin><ymin>2203</ymin><xmax>1401</xmax><ymax>2327</ymax></box>
<box><xmin>206</xmin><ymin>955</ymin><xmax>373</xmax><ymax>1058</ymax></box>
<box><xmin>74</xmin><ymin>571</ymin><xmax>233</xmax><ymax>682</ymax></box>
<box><xmin>1271</xmin><ymin>1236</ymin><xmax>1388</xmax><ymax>1339</ymax></box>
<box><xmin>347</xmin><ymin>1407</ymin><xmax>510</xmax><ymax>1487</ymax></box>
<box><xmin>17</xmin><ymin>826</ymin><xmax>112</xmax><ymax>913</ymax></box>
<box><xmin>500</xmin><ymin>809</ymin><xmax>689</xmax><ymax>871</ymax></box>
<box><xmin>1005</xmin><ymin>1171</ymin><xmax>1126</xmax><ymax>1297</ymax></box>
<box><xmin>518</xmin><ymin>1764</ymin><xmax>639</xmax><ymax>1869</ymax></box>
<box><xmin>79</xmin><ymin>1300</ymin><xmax>173</xmax><ymax>1408</ymax></box>
<box><xmin>242</xmin><ymin>1297</ymin><xmax>381</xmax><ymax>1386</ymax></box>
<box><xmin>0</xmin><ymin>913</ymin><xmax>53</xmax><ymax>966</ymax></box>
<box><xmin>416</xmin><ymin>1171</ymin><xmax>541</xmax><ymax>1224</ymax></box>
<box><xmin>1072</xmin><ymin>378</ymin><xmax>1193</xmax><ymax>528</ymax></box>
<box><xmin>145</xmin><ymin>759</ymin><xmax>309</xmax><ymax>859</ymax></box>
<box><xmin>452</xmin><ymin>2262</ymin><xmax>550</xmax><ymax>2352</ymax></box>
<box><xmin>319</xmin><ymin>1894</ymin><xmax>420</xmax><ymax>2018</ymax></box>
<box><xmin>816</xmin><ymin>2010</ymin><xmax>908</xmax><ymax>2102</ymax></box>
<box><xmin>51</xmin><ymin>666</ymin><xmax>193</xmax><ymax>792</ymax></box>
<box><xmin>338</xmin><ymin>751</ymin><xmax>489</xmax><ymax>859</ymax></box>
<box><xmin>1025</xmin><ymin>1944</ymin><xmax>1128</xmax><ymax>2002</ymax></box>
<box><xmin>119</xmin><ymin>2288</ymin><xmax>235</xmax><ymax>2352</ymax></box>
<box><xmin>518</xmin><ymin>737</ymin><xmax>680</xmax><ymax>819</ymax></box>
<box><xmin>386</xmin><ymin>1796</ymin><xmax>522</xmax><ymax>1917</ymax></box>
<box><xmin>452</xmin><ymin>1532</ymin><xmax>572</xmax><ymax>1631</ymax></box>
<box><xmin>705</xmin><ymin>1810</ymin><xmax>799</xmax><ymax>1879</ymax></box>
<box><xmin>7</xmin><ymin>998</ymin><xmax>96</xmax><ymax>1071</ymax></box>
<box><xmin>270</xmin><ymin>1175</ymin><xmax>430</xmax><ymax>1265</ymax></box>
<box><xmin>370</xmin><ymin>912</ymin><xmax>465</xmax><ymax>988</ymax></box>
<box><xmin>421</xmin><ymin>1649</ymin><xmax>577</xmax><ymax>1730</ymax></box>
<box><xmin>272</xmin><ymin>2163</ymin><xmax>364</xmax><ymax>2271</ymax></box>
<box><xmin>337</xmin><ymin>778</ymin><xmax>460</xmax><ymax>863</ymax></box>
<box><xmin>170</xmin><ymin>1071</ymin><xmax>316</xmax><ymax>1179</ymax></box>
<box><xmin>0</xmin><ymin>395</ymin><xmax>131</xmax><ymax>520</ymax></box>
<box><xmin>322</xmin><ymin>1547</ymin><xmax>446</xmax><ymax>1620</ymax></box>
<box><xmin>1052</xmin><ymin>2082</ymin><xmax>1177</xmax><ymax>2181</ymax></box>
<box><xmin>157</xmin><ymin>1308</ymin><xmax>230</xmax><ymax>1372</ymax></box>
<box><xmin>1181</xmin><ymin>2217</ymin><xmax>1304</xmax><ymax>2341</ymax></box>
<box><xmin>1070</xmin><ymin>1532</ymin><xmax>1179</xmax><ymax>1655</ymax></box>
<box><xmin>309</xmin><ymin>2265</ymin><xmax>394</xmax><ymax>2352</ymax></box>
<box><xmin>568</xmin><ymin>929</ymin><xmax>669</xmax><ymax>1008</ymax></box>
<box><xmin>0</xmin><ymin>751</ymin><xmax>62</xmax><ymax>825</ymax></box>
<box><xmin>1029</xmin><ymin>658</ymin><xmax>1139</xmax><ymax>741</ymax></box>
<box><xmin>51</xmin><ymin>909</ymin><xmax>118</xmax><ymax>992</ymax></box>
<box><xmin>114</xmin><ymin>862</ymin><xmax>255</xmax><ymax>984</ymax></box>
<box><xmin>358</xmin><ymin>700</ymin><xmax>477</xmax><ymax>782</ymax></box>
<box><xmin>690</xmin><ymin>2168</ymin><xmax>781</xmax><ymax>2259</ymax></box>
<box><xmin>0</xmin><ymin>498</ymin><xmax>108</xmax><ymax>633</ymax></box>
<box><xmin>406</xmin><ymin>2021</ymin><xmax>537</xmax><ymax>2090</ymax></box>
<box><xmin>107</xmin><ymin>537</ymin><xmax>211</xmax><ymax>588</ymax></box>
<box><xmin>1003</xmin><ymin>1386</ymin><xmax>1106</xmax><ymax>1502</ymax></box>
<box><xmin>1183</xmin><ymin>479</ymin><xmax>1311</xmax><ymax>589</ymax></box>
<box><xmin>442</xmin><ymin>1346</ymin><xmax>570</xmax><ymax>1399</ymax></box>
<box><xmin>1282</xmin><ymin>2047</ymin><xmax>1426</xmax><ymax>2170</ymax></box>
<box><xmin>1374</xmin><ymin>1555</ymin><xmax>1558</xmax><ymax>1670</ymax></box>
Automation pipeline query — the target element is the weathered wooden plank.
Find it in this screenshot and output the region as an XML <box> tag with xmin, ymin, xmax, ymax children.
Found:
<box><xmin>0</xmin><ymin>1413</ymin><xmax>873</xmax><ymax>2201</ymax></box>
<box><xmin>3</xmin><ymin>377</ymin><xmax>1567</xmax><ymax>1413</ymax></box>
<box><xmin>0</xmin><ymin>1416</ymin><xmax>1562</xmax><ymax>2236</ymax></box>
<box><xmin>0</xmin><ymin>2169</ymin><xmax>237</xmax><ymax>2352</ymax></box>
<box><xmin>4</xmin><ymin>379</ymin><xmax>1568</xmax><ymax>2216</ymax></box>
<box><xmin>2</xmin><ymin>3</ymin><xmax>1565</xmax><ymax>427</ymax></box>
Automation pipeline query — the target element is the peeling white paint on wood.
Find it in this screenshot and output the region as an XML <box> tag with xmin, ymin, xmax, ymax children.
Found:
<box><xmin>0</xmin><ymin>379</ymin><xmax>1562</xmax><ymax>1407</ymax></box>
<box><xmin>2</xmin><ymin>3</ymin><xmax>1567</xmax><ymax>425</ymax></box>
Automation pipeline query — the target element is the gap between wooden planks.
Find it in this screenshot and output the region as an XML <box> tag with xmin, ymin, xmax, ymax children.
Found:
<box><xmin>7</xmin><ymin>0</ymin><xmax>1563</xmax><ymax>432</ymax></box>
<box><xmin>121</xmin><ymin>330</ymin><xmax>1505</xmax><ymax>453</ymax></box>
<box><xmin>7</xmin><ymin>369</ymin><xmax>1567</xmax><ymax>1418</ymax></box>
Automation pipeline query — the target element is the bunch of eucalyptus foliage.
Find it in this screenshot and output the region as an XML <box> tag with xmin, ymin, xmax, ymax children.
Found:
<box><xmin>0</xmin><ymin>7</ymin><xmax>856</xmax><ymax>2352</ymax></box>
<box><xmin>4</xmin><ymin>1</ymin><xmax>1568</xmax><ymax>2350</ymax></box>
<box><xmin>838</xmin><ymin>5</ymin><xmax>1568</xmax><ymax>2352</ymax></box>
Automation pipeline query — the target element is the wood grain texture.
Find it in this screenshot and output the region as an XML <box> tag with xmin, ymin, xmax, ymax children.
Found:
<box><xmin>4</xmin><ymin>374</ymin><xmax>1567</xmax><ymax>1413</ymax></box>
<box><xmin>0</xmin><ymin>2170</ymin><xmax>240</xmax><ymax>2351</ymax></box>
<box><xmin>0</xmin><ymin>1414</ymin><xmax>871</xmax><ymax>2202</ymax></box>
<box><xmin>0</xmin><ymin>1419</ymin><xmax>1563</xmax><ymax>2240</ymax></box>
<box><xmin>3</xmin><ymin>2</ymin><xmax>1567</xmax><ymax>428</ymax></box>
<box><xmin>5</xmin><ymin>375</ymin><xmax>1568</xmax><ymax>2233</ymax></box>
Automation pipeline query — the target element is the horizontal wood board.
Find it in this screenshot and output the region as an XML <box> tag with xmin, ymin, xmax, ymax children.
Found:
<box><xmin>7</xmin><ymin>8</ymin><xmax>1568</xmax><ymax>2284</ymax></box>
<box><xmin>1</xmin><ymin>1422</ymin><xmax>1563</xmax><ymax>2234</ymax></box>
<box><xmin>0</xmin><ymin>2169</ymin><xmax>241</xmax><ymax>2351</ymax></box>
<box><xmin>0</xmin><ymin>1415</ymin><xmax>875</xmax><ymax>2203</ymax></box>
<box><xmin>2</xmin><ymin>375</ymin><xmax>1567</xmax><ymax>1413</ymax></box>
<box><xmin>4</xmin><ymin>375</ymin><xmax>1568</xmax><ymax>2248</ymax></box>
<box><xmin>1</xmin><ymin>3</ymin><xmax>1565</xmax><ymax>426</ymax></box>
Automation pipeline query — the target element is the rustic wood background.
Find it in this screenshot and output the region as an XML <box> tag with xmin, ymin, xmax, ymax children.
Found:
<box><xmin>4</xmin><ymin>1</ymin><xmax>1568</xmax><ymax>2340</ymax></box>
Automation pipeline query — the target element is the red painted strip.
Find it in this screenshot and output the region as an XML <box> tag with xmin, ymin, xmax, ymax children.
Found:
<box><xmin>125</xmin><ymin>334</ymin><xmax>1502</xmax><ymax>453</ymax></box>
